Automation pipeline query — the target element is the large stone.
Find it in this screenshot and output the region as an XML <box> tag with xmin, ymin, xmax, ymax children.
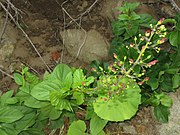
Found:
<box><xmin>60</xmin><ymin>29</ymin><xmax>110</xmax><ymax>63</ymax></box>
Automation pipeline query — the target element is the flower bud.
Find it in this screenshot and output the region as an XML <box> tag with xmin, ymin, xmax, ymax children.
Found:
<box><xmin>129</xmin><ymin>58</ymin><xmax>134</xmax><ymax>64</ymax></box>
<box><xmin>130</xmin><ymin>43</ymin><xmax>135</xmax><ymax>47</ymax></box>
<box><xmin>157</xmin><ymin>18</ymin><xmax>165</xmax><ymax>25</ymax></box>
<box><xmin>144</xmin><ymin>77</ymin><xmax>149</xmax><ymax>81</ymax></box>
<box><xmin>138</xmin><ymin>81</ymin><xmax>144</xmax><ymax>85</ymax></box>
<box><xmin>113</xmin><ymin>53</ymin><xmax>118</xmax><ymax>59</ymax></box>
<box><xmin>145</xmin><ymin>30</ymin><xmax>151</xmax><ymax>37</ymax></box>
<box><xmin>91</xmin><ymin>67</ymin><xmax>96</xmax><ymax>72</ymax></box>
<box><xmin>147</xmin><ymin>60</ymin><xmax>158</xmax><ymax>67</ymax></box>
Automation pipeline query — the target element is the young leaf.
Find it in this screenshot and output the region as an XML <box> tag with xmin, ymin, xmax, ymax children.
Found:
<box><xmin>52</xmin><ymin>64</ymin><xmax>72</xmax><ymax>82</ymax></box>
<box><xmin>13</xmin><ymin>73</ymin><xmax>23</xmax><ymax>85</ymax></box>
<box><xmin>0</xmin><ymin>107</ymin><xmax>24</xmax><ymax>123</ymax></box>
<box><xmin>67</xmin><ymin>120</ymin><xmax>88</xmax><ymax>135</ymax></box>
<box><xmin>90</xmin><ymin>113</ymin><xmax>107</xmax><ymax>135</ymax></box>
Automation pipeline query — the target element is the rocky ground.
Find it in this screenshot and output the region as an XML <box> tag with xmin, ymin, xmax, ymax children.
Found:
<box><xmin>0</xmin><ymin>0</ymin><xmax>180</xmax><ymax>134</ymax></box>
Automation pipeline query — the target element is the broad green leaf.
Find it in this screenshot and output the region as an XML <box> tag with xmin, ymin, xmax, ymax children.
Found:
<box><xmin>172</xmin><ymin>74</ymin><xmax>180</xmax><ymax>88</ymax></box>
<box><xmin>72</xmin><ymin>69</ymin><xmax>85</xmax><ymax>88</ymax></box>
<box><xmin>93</xmin><ymin>77</ymin><xmax>141</xmax><ymax>121</ymax></box>
<box><xmin>98</xmin><ymin>131</ymin><xmax>106</xmax><ymax>135</ymax></box>
<box><xmin>0</xmin><ymin>123</ymin><xmax>19</xmax><ymax>135</ymax></box>
<box><xmin>139</xmin><ymin>14</ymin><xmax>156</xmax><ymax>27</ymax></box>
<box><xmin>160</xmin><ymin>95</ymin><xmax>173</xmax><ymax>107</ymax></box>
<box><xmin>0</xmin><ymin>90</ymin><xmax>13</xmax><ymax>98</ymax></box>
<box><xmin>40</xmin><ymin>103</ymin><xmax>62</xmax><ymax>120</ymax></box>
<box><xmin>24</xmin><ymin>95</ymin><xmax>47</xmax><ymax>108</ymax></box>
<box><xmin>165</xmin><ymin>68</ymin><xmax>179</xmax><ymax>74</ymax></box>
<box><xmin>125</xmin><ymin>22</ymin><xmax>139</xmax><ymax>38</ymax></box>
<box><xmin>85</xmin><ymin>105</ymin><xmax>94</xmax><ymax>120</ymax></box>
<box><xmin>85</xmin><ymin>76</ymin><xmax>94</xmax><ymax>86</ymax></box>
<box><xmin>49</xmin><ymin>117</ymin><xmax>64</xmax><ymax>129</ymax></box>
<box><xmin>147</xmin><ymin>78</ymin><xmax>159</xmax><ymax>90</ymax></box>
<box><xmin>19</xmin><ymin>84</ymin><xmax>30</xmax><ymax>94</ymax></box>
<box><xmin>52</xmin><ymin>64</ymin><xmax>72</xmax><ymax>82</ymax></box>
<box><xmin>13</xmin><ymin>73</ymin><xmax>23</xmax><ymax>85</ymax></box>
<box><xmin>154</xmin><ymin>105</ymin><xmax>170</xmax><ymax>123</ymax></box>
<box><xmin>0</xmin><ymin>129</ymin><xmax>7</xmax><ymax>135</ymax></box>
<box><xmin>67</xmin><ymin>120</ymin><xmax>88</xmax><ymax>135</ymax></box>
<box><xmin>31</xmin><ymin>80</ymin><xmax>63</xmax><ymax>101</ymax></box>
<box><xmin>4</xmin><ymin>97</ymin><xmax>18</xmax><ymax>105</ymax></box>
<box><xmin>0</xmin><ymin>107</ymin><xmax>24</xmax><ymax>123</ymax></box>
<box><xmin>169</xmin><ymin>30</ymin><xmax>180</xmax><ymax>47</ymax></box>
<box><xmin>19</xmin><ymin>129</ymin><xmax>44</xmax><ymax>135</ymax></box>
<box><xmin>62</xmin><ymin>72</ymin><xmax>73</xmax><ymax>89</ymax></box>
<box><xmin>50</xmin><ymin>91</ymin><xmax>72</xmax><ymax>111</ymax></box>
<box><xmin>72</xmin><ymin>91</ymin><xmax>84</xmax><ymax>105</ymax></box>
<box><xmin>112</xmin><ymin>21</ymin><xmax>125</xmax><ymax>36</ymax></box>
<box><xmin>43</xmin><ymin>71</ymin><xmax>51</xmax><ymax>80</ymax></box>
<box><xmin>13</xmin><ymin>112</ymin><xmax>36</xmax><ymax>132</ymax></box>
<box><xmin>143</xmin><ymin>96</ymin><xmax>160</xmax><ymax>107</ymax></box>
<box><xmin>0</xmin><ymin>90</ymin><xmax>18</xmax><ymax>105</ymax></box>
<box><xmin>90</xmin><ymin>113</ymin><xmax>107</xmax><ymax>135</ymax></box>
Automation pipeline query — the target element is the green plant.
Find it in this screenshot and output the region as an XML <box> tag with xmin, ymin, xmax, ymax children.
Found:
<box><xmin>112</xmin><ymin>2</ymin><xmax>156</xmax><ymax>41</ymax></box>
<box><xmin>0</xmin><ymin>64</ymin><xmax>95</xmax><ymax>134</ymax></box>
<box><xmin>109</xmin><ymin>2</ymin><xmax>180</xmax><ymax>123</ymax></box>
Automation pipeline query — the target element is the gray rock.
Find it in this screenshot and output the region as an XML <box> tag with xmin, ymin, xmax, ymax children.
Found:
<box><xmin>0</xmin><ymin>43</ymin><xmax>14</xmax><ymax>61</ymax></box>
<box><xmin>123</xmin><ymin>125</ymin><xmax>137</xmax><ymax>134</ymax></box>
<box><xmin>157</xmin><ymin>89</ymin><xmax>180</xmax><ymax>135</ymax></box>
<box><xmin>60</xmin><ymin>29</ymin><xmax>110</xmax><ymax>63</ymax></box>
